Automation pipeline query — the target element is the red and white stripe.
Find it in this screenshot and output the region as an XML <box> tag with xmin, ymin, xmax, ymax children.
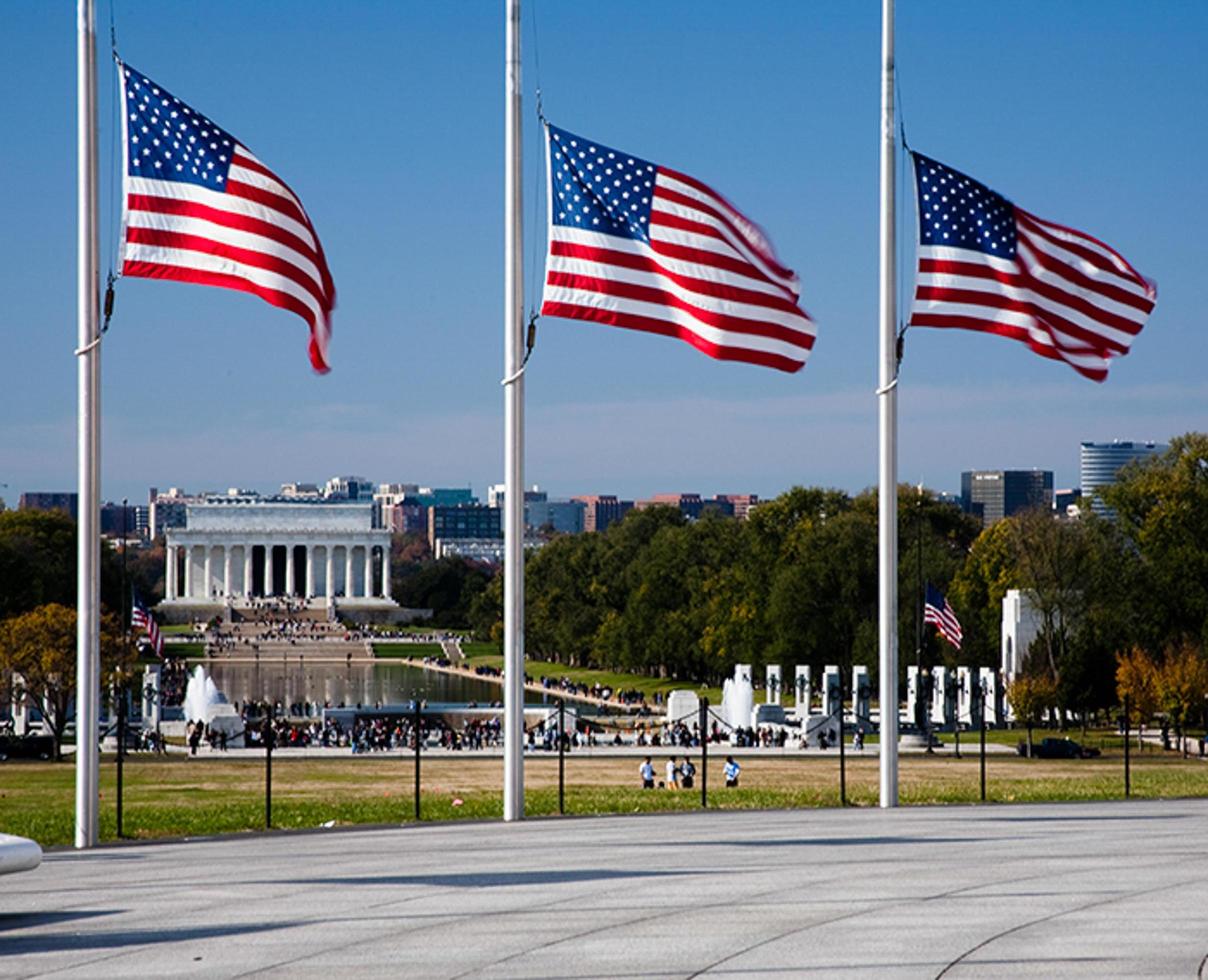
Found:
<box><xmin>912</xmin><ymin>208</ymin><xmax>1156</xmax><ymax>383</ymax></box>
<box><xmin>542</xmin><ymin>161</ymin><xmax>815</xmax><ymax>373</ymax></box>
<box><xmin>119</xmin><ymin>95</ymin><xmax>335</xmax><ymax>372</ymax></box>
<box><xmin>132</xmin><ymin>607</ymin><xmax>164</xmax><ymax>659</ymax></box>
<box><xmin>924</xmin><ymin>601</ymin><xmax>963</xmax><ymax>650</ymax></box>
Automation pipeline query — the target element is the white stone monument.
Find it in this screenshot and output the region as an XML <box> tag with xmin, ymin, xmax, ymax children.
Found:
<box><xmin>9</xmin><ymin>674</ymin><xmax>29</xmax><ymax>736</ymax></box>
<box><xmin>852</xmin><ymin>665</ymin><xmax>871</xmax><ymax>732</ymax></box>
<box><xmin>765</xmin><ymin>664</ymin><xmax>783</xmax><ymax>706</ymax></box>
<box><xmin>957</xmin><ymin>666</ymin><xmax>974</xmax><ymax>727</ymax></box>
<box><xmin>142</xmin><ymin>664</ymin><xmax>161</xmax><ymax>729</ymax></box>
<box><xmin>980</xmin><ymin>667</ymin><xmax>999</xmax><ymax>726</ymax></box>
<box><xmin>794</xmin><ymin>665</ymin><xmax>811</xmax><ymax>716</ymax></box>
<box><xmin>1002</xmin><ymin>588</ymin><xmax>1042</xmax><ymax>680</ymax></box>
<box><xmin>931</xmin><ymin>666</ymin><xmax>952</xmax><ymax>728</ymax></box>
<box><xmin>822</xmin><ymin>665</ymin><xmax>842</xmax><ymax>721</ymax></box>
<box><xmin>906</xmin><ymin>666</ymin><xmax>921</xmax><ymax>726</ymax></box>
<box><xmin>666</xmin><ymin>690</ymin><xmax>700</xmax><ymax>726</ymax></box>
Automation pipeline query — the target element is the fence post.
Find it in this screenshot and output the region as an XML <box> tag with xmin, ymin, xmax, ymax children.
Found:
<box><xmin>838</xmin><ymin>678</ymin><xmax>846</xmax><ymax>807</ymax></box>
<box><xmin>558</xmin><ymin>698</ymin><xmax>565</xmax><ymax>816</ymax></box>
<box><xmin>414</xmin><ymin>699</ymin><xmax>422</xmax><ymax>822</ymax></box>
<box><xmin>1123</xmin><ymin>694</ymin><xmax>1131</xmax><ymax>799</ymax></box>
<box><xmin>979</xmin><ymin>684</ymin><xmax>987</xmax><ymax>803</ymax></box>
<box><xmin>263</xmin><ymin>705</ymin><xmax>273</xmax><ymax>830</ymax></box>
<box><xmin>116</xmin><ymin>686</ymin><xmax>125</xmax><ymax>838</ymax></box>
<box><xmin>700</xmin><ymin>697</ymin><xmax>708</xmax><ymax>809</ymax></box>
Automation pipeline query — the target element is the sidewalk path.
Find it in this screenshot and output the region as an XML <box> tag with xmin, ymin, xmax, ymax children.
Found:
<box><xmin>3</xmin><ymin>799</ymin><xmax>1206</xmax><ymax>977</ymax></box>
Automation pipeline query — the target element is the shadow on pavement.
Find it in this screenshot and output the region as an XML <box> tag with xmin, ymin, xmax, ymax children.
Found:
<box><xmin>0</xmin><ymin>910</ymin><xmax>117</xmax><ymax>933</ymax></box>
<box><xmin>290</xmin><ymin>868</ymin><xmax>697</xmax><ymax>888</ymax></box>
<box><xmin>0</xmin><ymin>920</ymin><xmax>298</xmax><ymax>955</ymax></box>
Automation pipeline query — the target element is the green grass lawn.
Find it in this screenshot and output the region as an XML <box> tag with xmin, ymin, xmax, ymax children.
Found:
<box><xmin>459</xmin><ymin>648</ymin><xmax>724</xmax><ymax>704</ymax></box>
<box><xmin>373</xmin><ymin>642</ymin><xmax>444</xmax><ymax>659</ymax></box>
<box><xmin>3</xmin><ymin>749</ymin><xmax>1205</xmax><ymax>849</ymax></box>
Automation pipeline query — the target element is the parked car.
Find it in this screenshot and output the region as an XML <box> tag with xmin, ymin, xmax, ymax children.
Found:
<box><xmin>0</xmin><ymin>734</ymin><xmax>55</xmax><ymax>761</ymax></box>
<box><xmin>1017</xmin><ymin>736</ymin><xmax>1101</xmax><ymax>759</ymax></box>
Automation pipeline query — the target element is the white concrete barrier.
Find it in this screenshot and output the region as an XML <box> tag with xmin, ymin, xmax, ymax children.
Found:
<box><xmin>0</xmin><ymin>833</ymin><xmax>42</xmax><ymax>876</ymax></box>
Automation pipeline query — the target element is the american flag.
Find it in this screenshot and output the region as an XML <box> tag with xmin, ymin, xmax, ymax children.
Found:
<box><xmin>924</xmin><ymin>583</ymin><xmax>962</xmax><ymax>650</ymax></box>
<box><xmin>540</xmin><ymin>125</ymin><xmax>815</xmax><ymax>372</ymax></box>
<box><xmin>909</xmin><ymin>153</ymin><xmax>1156</xmax><ymax>382</ymax></box>
<box><xmin>119</xmin><ymin>63</ymin><xmax>336</xmax><ymax>373</ymax></box>
<box><xmin>131</xmin><ymin>591</ymin><xmax>164</xmax><ymax>659</ymax></box>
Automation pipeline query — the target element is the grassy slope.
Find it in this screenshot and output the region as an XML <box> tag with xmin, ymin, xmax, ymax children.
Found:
<box><xmin>373</xmin><ymin>642</ymin><xmax>444</xmax><ymax>659</ymax></box>
<box><xmin>460</xmin><ymin>647</ymin><xmax>724</xmax><ymax>704</ymax></box>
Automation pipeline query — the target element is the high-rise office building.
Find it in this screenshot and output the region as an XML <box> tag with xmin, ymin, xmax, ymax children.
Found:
<box><xmin>959</xmin><ymin>470</ymin><xmax>1053</xmax><ymax>526</ymax></box>
<box><xmin>573</xmin><ymin>495</ymin><xmax>634</xmax><ymax>533</ymax></box>
<box><xmin>18</xmin><ymin>492</ymin><xmax>78</xmax><ymax>519</ymax></box>
<box><xmin>1080</xmin><ymin>441</ymin><xmax>1166</xmax><ymax>516</ymax></box>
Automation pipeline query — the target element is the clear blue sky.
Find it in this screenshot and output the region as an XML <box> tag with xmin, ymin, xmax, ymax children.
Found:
<box><xmin>2</xmin><ymin>1</ymin><xmax>1205</xmax><ymax>508</ymax></box>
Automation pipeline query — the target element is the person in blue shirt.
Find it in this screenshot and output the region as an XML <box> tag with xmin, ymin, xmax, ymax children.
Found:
<box><xmin>639</xmin><ymin>756</ymin><xmax>655</xmax><ymax>789</ymax></box>
<box><xmin>723</xmin><ymin>755</ymin><xmax>741</xmax><ymax>788</ymax></box>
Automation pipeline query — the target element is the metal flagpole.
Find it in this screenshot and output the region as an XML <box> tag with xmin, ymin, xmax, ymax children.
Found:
<box><xmin>502</xmin><ymin>0</ymin><xmax>526</xmax><ymax>822</ymax></box>
<box><xmin>75</xmin><ymin>0</ymin><xmax>102</xmax><ymax>849</ymax></box>
<box><xmin>877</xmin><ymin>0</ymin><xmax>899</xmax><ymax>808</ymax></box>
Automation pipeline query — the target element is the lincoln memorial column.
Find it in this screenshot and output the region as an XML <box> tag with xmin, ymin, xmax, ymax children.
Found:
<box><xmin>380</xmin><ymin>544</ymin><xmax>390</xmax><ymax>599</ymax></box>
<box><xmin>363</xmin><ymin>545</ymin><xmax>373</xmax><ymax>599</ymax></box>
<box><xmin>165</xmin><ymin>545</ymin><xmax>176</xmax><ymax>600</ymax></box>
<box><xmin>344</xmin><ymin>546</ymin><xmax>354</xmax><ymax>599</ymax></box>
<box><xmin>305</xmin><ymin>545</ymin><xmax>315</xmax><ymax>598</ymax></box>
<box><xmin>203</xmin><ymin>549</ymin><xmax>213</xmax><ymax>601</ymax></box>
<box><xmin>325</xmin><ymin>548</ymin><xmax>335</xmax><ymax>602</ymax></box>
<box><xmin>286</xmin><ymin>545</ymin><xmax>296</xmax><ymax>597</ymax></box>
<box><xmin>183</xmin><ymin>546</ymin><xmax>192</xmax><ymax>599</ymax></box>
<box><xmin>265</xmin><ymin>545</ymin><xmax>275</xmax><ymax>597</ymax></box>
<box><xmin>223</xmin><ymin>546</ymin><xmax>232</xmax><ymax>598</ymax></box>
<box><xmin>244</xmin><ymin>548</ymin><xmax>254</xmax><ymax>598</ymax></box>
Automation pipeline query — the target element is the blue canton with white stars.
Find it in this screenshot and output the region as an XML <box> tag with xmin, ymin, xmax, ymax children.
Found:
<box><xmin>913</xmin><ymin>153</ymin><xmax>1016</xmax><ymax>258</ymax></box>
<box><xmin>548</xmin><ymin>125</ymin><xmax>658</xmax><ymax>242</ymax></box>
<box><xmin>124</xmin><ymin>65</ymin><xmax>236</xmax><ymax>190</ymax></box>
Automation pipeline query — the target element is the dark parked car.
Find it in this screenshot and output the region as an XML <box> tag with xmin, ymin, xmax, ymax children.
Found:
<box><xmin>0</xmin><ymin>734</ymin><xmax>55</xmax><ymax>761</ymax></box>
<box><xmin>1017</xmin><ymin>736</ymin><xmax>1101</xmax><ymax>759</ymax></box>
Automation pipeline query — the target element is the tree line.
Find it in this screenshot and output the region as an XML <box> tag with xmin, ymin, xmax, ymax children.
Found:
<box><xmin>468</xmin><ymin>433</ymin><xmax>1208</xmax><ymax>725</ymax></box>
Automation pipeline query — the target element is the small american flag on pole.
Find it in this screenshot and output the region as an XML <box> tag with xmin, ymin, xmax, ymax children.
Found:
<box><xmin>541</xmin><ymin>125</ymin><xmax>816</xmax><ymax>373</ymax></box>
<box><xmin>909</xmin><ymin>152</ymin><xmax>1156</xmax><ymax>382</ymax></box>
<box><xmin>119</xmin><ymin>63</ymin><xmax>336</xmax><ymax>373</ymax></box>
<box><xmin>131</xmin><ymin>591</ymin><xmax>163</xmax><ymax>659</ymax></box>
<box><xmin>924</xmin><ymin>583</ymin><xmax>963</xmax><ymax>650</ymax></box>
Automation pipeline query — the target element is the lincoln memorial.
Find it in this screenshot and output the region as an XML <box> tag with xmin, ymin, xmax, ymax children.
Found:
<box><xmin>161</xmin><ymin>494</ymin><xmax>396</xmax><ymax>617</ymax></box>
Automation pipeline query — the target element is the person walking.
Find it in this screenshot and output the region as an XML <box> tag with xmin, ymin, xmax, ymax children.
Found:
<box><xmin>680</xmin><ymin>757</ymin><xmax>696</xmax><ymax>789</ymax></box>
<box><xmin>666</xmin><ymin>756</ymin><xmax>681</xmax><ymax>790</ymax></box>
<box><xmin>723</xmin><ymin>755</ymin><xmax>741</xmax><ymax>788</ymax></box>
<box><xmin>639</xmin><ymin>756</ymin><xmax>655</xmax><ymax>789</ymax></box>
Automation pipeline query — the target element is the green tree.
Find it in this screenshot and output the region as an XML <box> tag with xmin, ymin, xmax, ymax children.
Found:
<box><xmin>948</xmin><ymin>518</ymin><xmax>1015</xmax><ymax>669</ymax></box>
<box><xmin>1100</xmin><ymin>433</ymin><xmax>1208</xmax><ymax>649</ymax></box>
<box><xmin>766</xmin><ymin>505</ymin><xmax>878</xmax><ymax>673</ymax></box>
<box><xmin>0</xmin><ymin>604</ymin><xmax>134</xmax><ymax>760</ymax></box>
<box><xmin>1006</xmin><ymin>668</ymin><xmax>1058</xmax><ymax>757</ymax></box>
<box><xmin>395</xmin><ymin>557</ymin><xmax>492</xmax><ymax>628</ymax></box>
<box><xmin>1153</xmin><ymin>642</ymin><xmax>1208</xmax><ymax>755</ymax></box>
<box><xmin>1116</xmin><ymin>646</ymin><xmax>1159</xmax><ymax>746</ymax></box>
<box><xmin>897</xmin><ymin>486</ymin><xmax>983</xmax><ymax>670</ymax></box>
<box><xmin>0</xmin><ymin>511</ymin><xmax>78</xmax><ymax>619</ymax></box>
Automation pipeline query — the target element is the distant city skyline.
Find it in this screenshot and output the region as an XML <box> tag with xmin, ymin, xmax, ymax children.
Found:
<box><xmin>2</xmin><ymin>4</ymin><xmax>1204</xmax><ymax>514</ymax></box>
<box><xmin>5</xmin><ymin>425</ymin><xmax>1184</xmax><ymax>519</ymax></box>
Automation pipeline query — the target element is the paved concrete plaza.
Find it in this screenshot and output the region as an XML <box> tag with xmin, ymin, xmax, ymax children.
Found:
<box><xmin>2</xmin><ymin>799</ymin><xmax>1206</xmax><ymax>978</ymax></box>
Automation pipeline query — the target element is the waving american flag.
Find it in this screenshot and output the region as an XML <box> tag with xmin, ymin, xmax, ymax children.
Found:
<box><xmin>131</xmin><ymin>591</ymin><xmax>163</xmax><ymax>659</ymax></box>
<box><xmin>119</xmin><ymin>63</ymin><xmax>336</xmax><ymax>373</ymax></box>
<box><xmin>541</xmin><ymin>125</ymin><xmax>816</xmax><ymax>373</ymax></box>
<box><xmin>909</xmin><ymin>152</ymin><xmax>1155</xmax><ymax>382</ymax></box>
